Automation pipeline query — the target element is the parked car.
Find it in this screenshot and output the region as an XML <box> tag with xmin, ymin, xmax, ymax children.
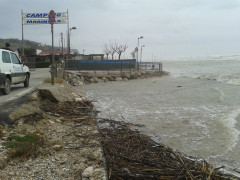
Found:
<box><xmin>0</xmin><ymin>48</ymin><xmax>30</xmax><ymax>95</ymax></box>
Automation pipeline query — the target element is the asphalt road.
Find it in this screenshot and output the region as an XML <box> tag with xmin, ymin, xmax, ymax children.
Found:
<box><xmin>0</xmin><ymin>68</ymin><xmax>50</xmax><ymax>125</ymax></box>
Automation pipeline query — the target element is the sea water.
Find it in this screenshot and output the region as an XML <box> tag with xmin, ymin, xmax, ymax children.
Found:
<box><xmin>81</xmin><ymin>56</ymin><xmax>240</xmax><ymax>174</ymax></box>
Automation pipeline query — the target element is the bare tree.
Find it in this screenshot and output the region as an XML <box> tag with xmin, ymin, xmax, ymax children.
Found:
<box><xmin>104</xmin><ymin>41</ymin><xmax>128</xmax><ymax>60</ymax></box>
<box><xmin>114</xmin><ymin>42</ymin><xmax>128</xmax><ymax>60</ymax></box>
<box><xmin>102</xmin><ymin>44</ymin><xmax>111</xmax><ymax>60</ymax></box>
<box><xmin>109</xmin><ymin>41</ymin><xmax>116</xmax><ymax>60</ymax></box>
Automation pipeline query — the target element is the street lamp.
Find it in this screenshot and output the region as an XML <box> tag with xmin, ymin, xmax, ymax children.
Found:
<box><xmin>83</xmin><ymin>49</ymin><xmax>85</xmax><ymax>55</ymax></box>
<box><xmin>68</xmin><ymin>26</ymin><xmax>76</xmax><ymax>59</ymax></box>
<box><xmin>140</xmin><ymin>45</ymin><xmax>145</xmax><ymax>69</ymax></box>
<box><xmin>60</xmin><ymin>32</ymin><xmax>63</xmax><ymax>55</ymax></box>
<box><xmin>137</xmin><ymin>36</ymin><xmax>143</xmax><ymax>70</ymax></box>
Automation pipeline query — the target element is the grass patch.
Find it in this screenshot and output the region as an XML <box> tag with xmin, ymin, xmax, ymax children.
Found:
<box><xmin>3</xmin><ymin>134</ymin><xmax>39</xmax><ymax>148</ymax></box>
<box><xmin>3</xmin><ymin>133</ymin><xmax>44</xmax><ymax>159</ymax></box>
<box><xmin>44</xmin><ymin>77</ymin><xmax>64</xmax><ymax>84</ymax></box>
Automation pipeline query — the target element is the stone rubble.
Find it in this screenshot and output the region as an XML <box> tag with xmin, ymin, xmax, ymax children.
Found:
<box><xmin>0</xmin><ymin>81</ymin><xmax>107</xmax><ymax>180</ymax></box>
<box><xmin>64</xmin><ymin>70</ymin><xmax>168</xmax><ymax>86</ymax></box>
<box><xmin>0</xmin><ymin>70</ymin><xmax>168</xmax><ymax>179</ymax></box>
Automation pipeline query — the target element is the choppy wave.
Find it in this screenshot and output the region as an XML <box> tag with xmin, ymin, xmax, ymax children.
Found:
<box><xmin>220</xmin><ymin>108</ymin><xmax>240</xmax><ymax>153</ymax></box>
<box><xmin>82</xmin><ymin>60</ymin><xmax>240</xmax><ymax>171</ymax></box>
<box><xmin>196</xmin><ymin>73</ymin><xmax>240</xmax><ymax>86</ymax></box>
<box><xmin>166</xmin><ymin>54</ymin><xmax>240</xmax><ymax>61</ymax></box>
<box><xmin>164</xmin><ymin>59</ymin><xmax>240</xmax><ymax>86</ymax></box>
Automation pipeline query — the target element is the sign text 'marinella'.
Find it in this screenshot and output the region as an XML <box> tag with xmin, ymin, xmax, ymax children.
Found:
<box><xmin>23</xmin><ymin>19</ymin><xmax>67</xmax><ymax>25</ymax></box>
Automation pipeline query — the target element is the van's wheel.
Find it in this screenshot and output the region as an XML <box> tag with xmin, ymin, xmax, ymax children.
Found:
<box><xmin>2</xmin><ymin>78</ymin><xmax>11</xmax><ymax>95</ymax></box>
<box><xmin>24</xmin><ymin>74</ymin><xmax>29</xmax><ymax>87</ymax></box>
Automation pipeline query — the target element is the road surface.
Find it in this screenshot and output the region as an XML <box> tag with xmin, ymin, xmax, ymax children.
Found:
<box><xmin>0</xmin><ymin>68</ymin><xmax>50</xmax><ymax>124</ymax></box>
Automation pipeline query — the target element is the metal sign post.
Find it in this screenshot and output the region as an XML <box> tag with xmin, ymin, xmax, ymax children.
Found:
<box><xmin>49</xmin><ymin>10</ymin><xmax>55</xmax><ymax>85</ymax></box>
<box><xmin>21</xmin><ymin>10</ymin><xmax>69</xmax><ymax>84</ymax></box>
<box><xmin>21</xmin><ymin>10</ymin><xmax>25</xmax><ymax>56</ymax></box>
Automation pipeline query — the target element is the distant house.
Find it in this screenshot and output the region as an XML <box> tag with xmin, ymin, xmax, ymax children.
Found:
<box><xmin>34</xmin><ymin>49</ymin><xmax>104</xmax><ymax>62</ymax></box>
<box><xmin>36</xmin><ymin>49</ymin><xmax>71</xmax><ymax>62</ymax></box>
<box><xmin>71</xmin><ymin>49</ymin><xmax>79</xmax><ymax>54</ymax></box>
<box><xmin>37</xmin><ymin>50</ymin><xmax>69</xmax><ymax>56</ymax></box>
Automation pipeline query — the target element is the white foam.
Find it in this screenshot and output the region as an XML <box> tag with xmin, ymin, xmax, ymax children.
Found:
<box><xmin>164</xmin><ymin>60</ymin><xmax>240</xmax><ymax>86</ymax></box>
<box><xmin>216</xmin><ymin>73</ymin><xmax>240</xmax><ymax>86</ymax></box>
<box><xmin>226</xmin><ymin>79</ymin><xmax>240</xmax><ymax>86</ymax></box>
<box><xmin>220</xmin><ymin>108</ymin><xmax>240</xmax><ymax>153</ymax></box>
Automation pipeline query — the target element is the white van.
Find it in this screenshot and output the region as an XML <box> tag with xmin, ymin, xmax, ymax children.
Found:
<box><xmin>0</xmin><ymin>48</ymin><xmax>30</xmax><ymax>95</ymax></box>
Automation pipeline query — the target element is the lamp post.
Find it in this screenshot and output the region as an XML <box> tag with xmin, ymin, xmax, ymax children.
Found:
<box><xmin>140</xmin><ymin>45</ymin><xmax>145</xmax><ymax>69</ymax></box>
<box><xmin>83</xmin><ymin>49</ymin><xmax>85</xmax><ymax>54</ymax></box>
<box><xmin>68</xmin><ymin>26</ymin><xmax>76</xmax><ymax>59</ymax></box>
<box><xmin>60</xmin><ymin>32</ymin><xmax>63</xmax><ymax>55</ymax></box>
<box><xmin>137</xmin><ymin>36</ymin><xmax>143</xmax><ymax>70</ymax></box>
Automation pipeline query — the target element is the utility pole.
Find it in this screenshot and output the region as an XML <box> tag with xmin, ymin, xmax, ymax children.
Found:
<box><xmin>49</xmin><ymin>10</ymin><xmax>55</xmax><ymax>85</ymax></box>
<box><xmin>21</xmin><ymin>9</ymin><xmax>25</xmax><ymax>56</ymax></box>
<box><xmin>61</xmin><ymin>32</ymin><xmax>63</xmax><ymax>55</ymax></box>
<box><xmin>137</xmin><ymin>36</ymin><xmax>143</xmax><ymax>70</ymax></box>
<box><xmin>67</xmin><ymin>9</ymin><xmax>70</xmax><ymax>59</ymax></box>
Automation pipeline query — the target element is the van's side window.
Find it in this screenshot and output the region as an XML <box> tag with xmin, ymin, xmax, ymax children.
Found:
<box><xmin>10</xmin><ymin>53</ymin><xmax>20</xmax><ymax>64</ymax></box>
<box><xmin>2</xmin><ymin>51</ymin><xmax>11</xmax><ymax>63</ymax></box>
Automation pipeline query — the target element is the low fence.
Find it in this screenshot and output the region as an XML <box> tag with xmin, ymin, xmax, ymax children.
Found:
<box><xmin>64</xmin><ymin>59</ymin><xmax>136</xmax><ymax>71</ymax></box>
<box><xmin>23</xmin><ymin>58</ymin><xmax>163</xmax><ymax>73</ymax></box>
<box><xmin>24</xmin><ymin>57</ymin><xmax>51</xmax><ymax>69</ymax></box>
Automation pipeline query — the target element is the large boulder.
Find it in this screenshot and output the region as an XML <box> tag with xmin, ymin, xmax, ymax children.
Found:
<box><xmin>102</xmin><ymin>77</ymin><xmax>108</xmax><ymax>82</ymax></box>
<box><xmin>108</xmin><ymin>76</ymin><xmax>115</xmax><ymax>81</ymax></box>
<box><xmin>9</xmin><ymin>103</ymin><xmax>43</xmax><ymax>123</ymax></box>
<box><xmin>115</xmin><ymin>77</ymin><xmax>123</xmax><ymax>81</ymax></box>
<box><xmin>90</xmin><ymin>77</ymin><xmax>99</xmax><ymax>83</ymax></box>
<box><xmin>37</xmin><ymin>81</ymin><xmax>86</xmax><ymax>102</ymax></box>
<box><xmin>73</xmin><ymin>81</ymin><xmax>84</xmax><ymax>86</ymax></box>
<box><xmin>130</xmin><ymin>72</ymin><xmax>139</xmax><ymax>79</ymax></box>
<box><xmin>122</xmin><ymin>72</ymin><xmax>130</xmax><ymax>79</ymax></box>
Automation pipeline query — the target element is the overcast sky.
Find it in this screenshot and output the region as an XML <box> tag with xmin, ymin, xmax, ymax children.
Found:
<box><xmin>1</xmin><ymin>0</ymin><xmax>240</xmax><ymax>60</ymax></box>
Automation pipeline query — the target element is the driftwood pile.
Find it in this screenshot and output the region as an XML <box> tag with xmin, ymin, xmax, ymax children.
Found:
<box><xmin>97</xmin><ymin>119</ymin><xmax>236</xmax><ymax>180</ymax></box>
<box><xmin>40</xmin><ymin>100</ymin><xmax>237</xmax><ymax>179</ymax></box>
<box><xmin>40</xmin><ymin>100</ymin><xmax>95</xmax><ymax>118</ymax></box>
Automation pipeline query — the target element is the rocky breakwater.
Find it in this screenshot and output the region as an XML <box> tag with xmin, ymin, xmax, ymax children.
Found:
<box><xmin>64</xmin><ymin>70</ymin><xmax>168</xmax><ymax>86</ymax></box>
<box><xmin>0</xmin><ymin>81</ymin><xmax>106</xmax><ymax>180</ymax></box>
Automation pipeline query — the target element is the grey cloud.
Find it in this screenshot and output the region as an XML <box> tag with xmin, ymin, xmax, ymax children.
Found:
<box><xmin>1</xmin><ymin>0</ymin><xmax>240</xmax><ymax>58</ymax></box>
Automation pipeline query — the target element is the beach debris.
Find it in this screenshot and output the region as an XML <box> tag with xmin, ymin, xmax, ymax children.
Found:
<box><xmin>97</xmin><ymin>118</ymin><xmax>237</xmax><ymax>180</ymax></box>
<box><xmin>38</xmin><ymin>97</ymin><xmax>238</xmax><ymax>179</ymax></box>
